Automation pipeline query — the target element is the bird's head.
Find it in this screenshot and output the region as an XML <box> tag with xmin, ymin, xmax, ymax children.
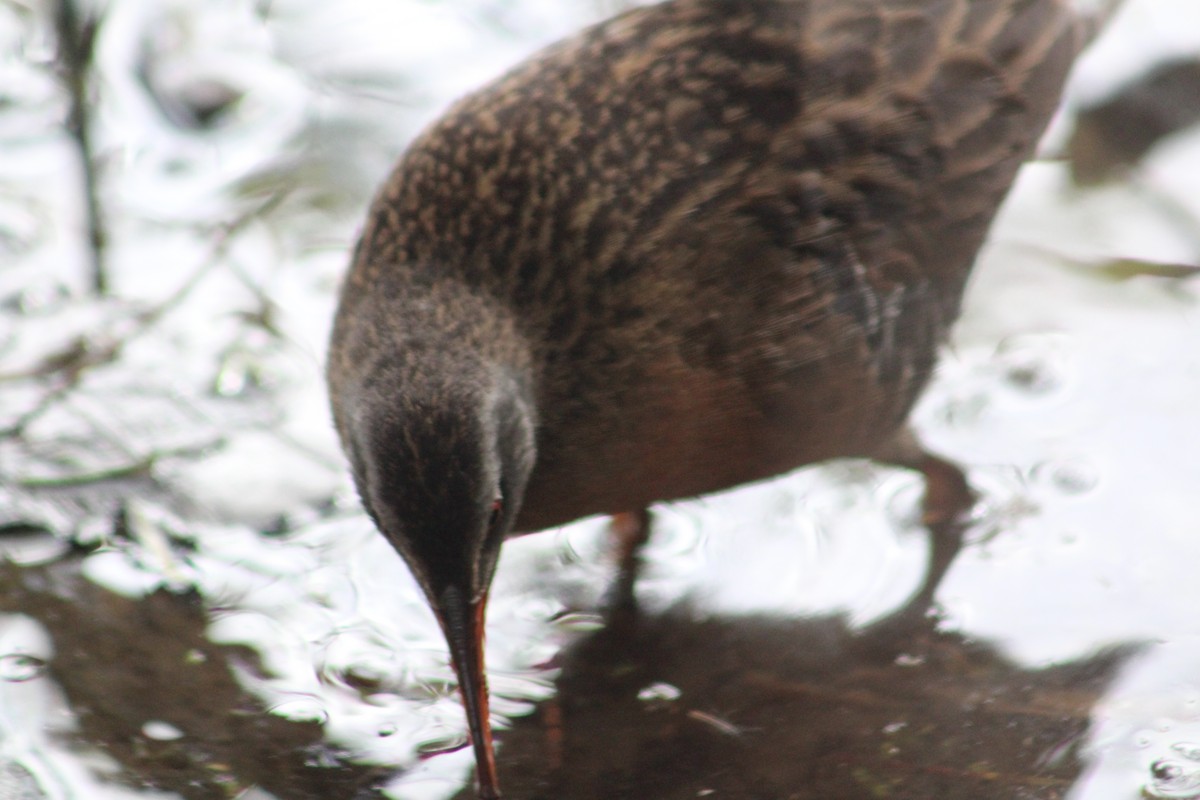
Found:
<box><xmin>351</xmin><ymin>376</ymin><xmax>534</xmax><ymax>598</ymax></box>
<box><xmin>336</xmin><ymin>360</ymin><xmax>536</xmax><ymax>798</ymax></box>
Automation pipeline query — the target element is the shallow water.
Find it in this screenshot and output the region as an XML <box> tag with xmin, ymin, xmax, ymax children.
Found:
<box><xmin>2</xmin><ymin>1</ymin><xmax>1200</xmax><ymax>799</ymax></box>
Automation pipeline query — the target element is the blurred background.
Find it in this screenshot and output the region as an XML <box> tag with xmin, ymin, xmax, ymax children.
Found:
<box><xmin>1</xmin><ymin>1</ymin><xmax>1199</xmax><ymax>798</ymax></box>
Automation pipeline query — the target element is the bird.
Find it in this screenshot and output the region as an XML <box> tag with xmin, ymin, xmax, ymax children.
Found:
<box><xmin>326</xmin><ymin>1</ymin><xmax>1095</xmax><ymax>796</ymax></box>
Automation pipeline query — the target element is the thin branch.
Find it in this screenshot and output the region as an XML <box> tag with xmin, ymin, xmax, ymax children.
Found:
<box><xmin>1</xmin><ymin>192</ymin><xmax>286</xmax><ymax>384</ymax></box>
<box><xmin>55</xmin><ymin>0</ymin><xmax>108</xmax><ymax>296</ymax></box>
<box><xmin>0</xmin><ymin>335</ymin><xmax>121</xmax><ymax>384</ymax></box>
<box><xmin>0</xmin><ymin>191</ymin><xmax>288</xmax><ymax>438</ymax></box>
<box><xmin>1076</xmin><ymin>0</ymin><xmax>1131</xmax><ymax>46</ymax></box>
<box><xmin>0</xmin><ymin>375</ymin><xmax>81</xmax><ymax>438</ymax></box>
<box><xmin>13</xmin><ymin>440</ymin><xmax>225</xmax><ymax>490</ymax></box>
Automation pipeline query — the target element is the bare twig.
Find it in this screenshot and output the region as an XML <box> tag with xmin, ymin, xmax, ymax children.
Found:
<box><xmin>0</xmin><ymin>191</ymin><xmax>288</xmax><ymax>439</ymax></box>
<box><xmin>1079</xmin><ymin>0</ymin><xmax>1130</xmax><ymax>46</ymax></box>
<box><xmin>129</xmin><ymin>191</ymin><xmax>289</xmax><ymax>332</ymax></box>
<box><xmin>0</xmin><ymin>335</ymin><xmax>121</xmax><ymax>384</ymax></box>
<box><xmin>54</xmin><ymin>0</ymin><xmax>108</xmax><ymax>296</ymax></box>
<box><xmin>14</xmin><ymin>440</ymin><xmax>224</xmax><ymax>490</ymax></box>
<box><xmin>0</xmin><ymin>375</ymin><xmax>81</xmax><ymax>438</ymax></box>
<box><xmin>1</xmin><ymin>192</ymin><xmax>287</xmax><ymax>385</ymax></box>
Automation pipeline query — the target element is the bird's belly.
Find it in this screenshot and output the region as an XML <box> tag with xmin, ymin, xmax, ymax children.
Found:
<box><xmin>515</xmin><ymin>355</ymin><xmax>908</xmax><ymax>533</ymax></box>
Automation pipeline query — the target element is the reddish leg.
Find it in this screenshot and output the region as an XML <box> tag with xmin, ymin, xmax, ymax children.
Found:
<box><xmin>874</xmin><ymin>428</ymin><xmax>977</xmax><ymax>619</ymax></box>
<box><xmin>605</xmin><ymin>508</ymin><xmax>652</xmax><ymax>619</ymax></box>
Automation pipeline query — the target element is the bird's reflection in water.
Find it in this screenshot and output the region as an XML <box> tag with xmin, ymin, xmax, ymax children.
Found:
<box><xmin>463</xmin><ymin>507</ymin><xmax>1133</xmax><ymax>800</ymax></box>
<box><xmin>473</xmin><ymin>601</ymin><xmax>1133</xmax><ymax>800</ymax></box>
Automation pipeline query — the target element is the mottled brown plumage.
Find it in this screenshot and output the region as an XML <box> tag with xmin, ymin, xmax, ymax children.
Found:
<box><xmin>326</xmin><ymin>1</ymin><xmax>1090</xmax><ymax>796</ymax></box>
